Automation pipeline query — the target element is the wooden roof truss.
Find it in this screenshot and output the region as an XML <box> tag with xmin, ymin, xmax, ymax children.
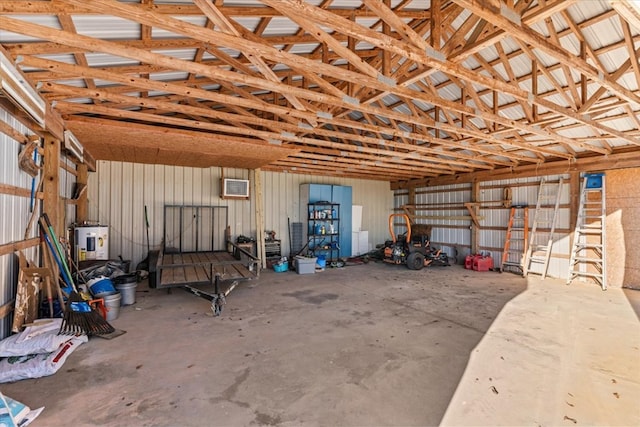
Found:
<box><xmin>0</xmin><ymin>0</ymin><xmax>639</xmax><ymax>183</ymax></box>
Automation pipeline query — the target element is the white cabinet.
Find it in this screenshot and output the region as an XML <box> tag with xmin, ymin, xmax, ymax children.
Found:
<box><xmin>351</xmin><ymin>230</ymin><xmax>369</xmax><ymax>256</ymax></box>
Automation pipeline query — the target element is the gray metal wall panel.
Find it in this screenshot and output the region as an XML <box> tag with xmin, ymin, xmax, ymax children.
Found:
<box><xmin>394</xmin><ymin>175</ymin><xmax>573</xmax><ymax>277</ymax></box>
<box><xmin>0</xmin><ymin>110</ymin><xmax>40</xmax><ymax>338</ymax></box>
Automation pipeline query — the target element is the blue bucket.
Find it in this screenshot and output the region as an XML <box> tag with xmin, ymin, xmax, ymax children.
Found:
<box><xmin>316</xmin><ymin>255</ymin><xmax>326</xmax><ymax>269</ymax></box>
<box><xmin>88</xmin><ymin>277</ymin><xmax>117</xmax><ymax>297</ymax></box>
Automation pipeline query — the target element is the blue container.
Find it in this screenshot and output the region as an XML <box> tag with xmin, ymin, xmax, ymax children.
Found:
<box><xmin>273</xmin><ymin>261</ymin><xmax>288</xmax><ymax>272</ymax></box>
<box><xmin>585</xmin><ymin>173</ymin><xmax>603</xmax><ymax>189</ymax></box>
<box><xmin>316</xmin><ymin>255</ymin><xmax>326</xmax><ymax>269</ymax></box>
<box><xmin>88</xmin><ymin>277</ymin><xmax>117</xmax><ymax>297</ymax></box>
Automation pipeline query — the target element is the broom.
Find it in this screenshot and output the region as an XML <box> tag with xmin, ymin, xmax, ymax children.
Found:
<box><xmin>39</xmin><ymin>215</ymin><xmax>115</xmax><ymax>336</ymax></box>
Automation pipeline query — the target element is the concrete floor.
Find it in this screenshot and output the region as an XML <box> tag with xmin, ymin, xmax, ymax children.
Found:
<box><xmin>2</xmin><ymin>263</ymin><xmax>639</xmax><ymax>426</ymax></box>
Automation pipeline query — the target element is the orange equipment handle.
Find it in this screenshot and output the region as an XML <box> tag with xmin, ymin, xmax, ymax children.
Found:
<box><xmin>388</xmin><ymin>213</ymin><xmax>411</xmax><ymax>244</ymax></box>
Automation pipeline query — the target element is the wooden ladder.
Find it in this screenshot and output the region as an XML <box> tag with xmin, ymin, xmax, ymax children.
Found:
<box><xmin>501</xmin><ymin>206</ymin><xmax>529</xmax><ymax>274</ymax></box>
<box><xmin>523</xmin><ymin>178</ymin><xmax>563</xmax><ymax>279</ymax></box>
<box><xmin>567</xmin><ymin>173</ymin><xmax>607</xmax><ymax>290</ymax></box>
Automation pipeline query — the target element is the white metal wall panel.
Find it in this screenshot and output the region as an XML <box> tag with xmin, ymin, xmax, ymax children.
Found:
<box><xmin>88</xmin><ymin>161</ymin><xmax>253</xmax><ymax>267</ymax></box>
<box><xmin>88</xmin><ymin>164</ymin><xmax>393</xmax><ymax>266</ymax></box>
<box><xmin>262</xmin><ymin>171</ymin><xmax>393</xmax><ymax>257</ymax></box>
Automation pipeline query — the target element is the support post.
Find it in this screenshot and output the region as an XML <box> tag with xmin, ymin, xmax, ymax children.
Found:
<box><xmin>569</xmin><ymin>171</ymin><xmax>580</xmax><ymax>246</ymax></box>
<box><xmin>42</xmin><ymin>134</ymin><xmax>61</xmax><ymax>236</ymax></box>
<box><xmin>407</xmin><ymin>186</ymin><xmax>416</xmax><ymax>222</ymax></box>
<box><xmin>76</xmin><ymin>163</ymin><xmax>88</xmax><ymax>223</ymax></box>
<box><xmin>252</xmin><ymin>169</ymin><xmax>266</xmax><ymax>269</ymax></box>
<box><xmin>470</xmin><ymin>180</ymin><xmax>480</xmax><ymax>254</ymax></box>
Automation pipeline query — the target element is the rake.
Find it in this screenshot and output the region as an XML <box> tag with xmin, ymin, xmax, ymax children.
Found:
<box><xmin>59</xmin><ymin>291</ymin><xmax>115</xmax><ymax>336</ymax></box>
<box><xmin>39</xmin><ymin>214</ymin><xmax>115</xmax><ymax>336</ymax></box>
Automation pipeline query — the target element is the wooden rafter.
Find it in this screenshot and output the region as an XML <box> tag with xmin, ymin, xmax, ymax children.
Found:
<box><xmin>0</xmin><ymin>0</ymin><xmax>638</xmax><ymax>183</ymax></box>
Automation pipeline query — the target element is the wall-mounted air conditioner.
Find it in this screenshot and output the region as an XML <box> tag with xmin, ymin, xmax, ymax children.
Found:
<box><xmin>221</xmin><ymin>178</ymin><xmax>250</xmax><ymax>199</ymax></box>
<box><xmin>0</xmin><ymin>52</ymin><xmax>46</xmax><ymax>128</ymax></box>
<box><xmin>64</xmin><ymin>130</ymin><xmax>84</xmax><ymax>162</ymax></box>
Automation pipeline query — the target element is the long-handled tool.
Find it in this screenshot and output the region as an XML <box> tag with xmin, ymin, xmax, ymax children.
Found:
<box><xmin>136</xmin><ymin>205</ymin><xmax>152</xmax><ymax>271</ymax></box>
<box><xmin>41</xmin><ymin>214</ymin><xmax>75</xmax><ymax>288</ymax></box>
<box><xmin>39</xmin><ymin>214</ymin><xmax>114</xmax><ymax>336</ymax></box>
<box><xmin>39</xmin><ymin>221</ymin><xmax>74</xmax><ymax>295</ymax></box>
<box><xmin>145</xmin><ymin>205</ymin><xmax>150</xmax><ymax>255</ymax></box>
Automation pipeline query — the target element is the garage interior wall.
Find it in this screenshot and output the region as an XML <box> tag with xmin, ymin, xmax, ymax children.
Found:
<box><xmin>87</xmin><ymin>161</ymin><xmax>393</xmax><ymax>267</ymax></box>
<box><xmin>0</xmin><ymin>108</ymin><xmax>76</xmax><ymax>339</ymax></box>
<box><xmin>394</xmin><ymin>174</ymin><xmax>572</xmax><ymax>279</ymax></box>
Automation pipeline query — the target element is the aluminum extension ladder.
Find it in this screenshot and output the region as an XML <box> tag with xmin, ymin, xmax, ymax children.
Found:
<box><xmin>523</xmin><ymin>178</ymin><xmax>563</xmax><ymax>279</ymax></box>
<box><xmin>567</xmin><ymin>173</ymin><xmax>607</xmax><ymax>290</ymax></box>
<box><xmin>501</xmin><ymin>206</ymin><xmax>529</xmax><ymax>274</ymax></box>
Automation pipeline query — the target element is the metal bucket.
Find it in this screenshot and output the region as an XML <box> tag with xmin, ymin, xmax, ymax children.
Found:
<box><xmin>103</xmin><ymin>293</ymin><xmax>121</xmax><ymax>321</ymax></box>
<box><xmin>115</xmin><ymin>281</ymin><xmax>137</xmax><ymax>306</ymax></box>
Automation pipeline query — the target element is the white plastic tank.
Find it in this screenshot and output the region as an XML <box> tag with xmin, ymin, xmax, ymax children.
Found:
<box><xmin>75</xmin><ymin>225</ymin><xmax>109</xmax><ymax>261</ymax></box>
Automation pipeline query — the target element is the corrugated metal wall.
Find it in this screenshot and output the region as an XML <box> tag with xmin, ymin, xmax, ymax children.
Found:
<box><xmin>262</xmin><ymin>171</ymin><xmax>394</xmax><ymax>256</ymax></box>
<box><xmin>394</xmin><ymin>174</ymin><xmax>572</xmax><ymax>278</ymax></box>
<box><xmin>88</xmin><ymin>162</ymin><xmax>252</xmax><ymax>266</ymax></box>
<box><xmin>0</xmin><ymin>110</ymin><xmax>33</xmax><ymax>339</ymax></box>
<box><xmin>88</xmin><ymin>163</ymin><xmax>394</xmax><ymax>267</ymax></box>
<box><xmin>0</xmin><ymin>108</ymin><xmax>76</xmax><ymax>339</ymax></box>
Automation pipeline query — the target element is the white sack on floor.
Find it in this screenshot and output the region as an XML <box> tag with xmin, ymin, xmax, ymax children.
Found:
<box><xmin>0</xmin><ymin>394</ymin><xmax>43</xmax><ymax>427</ymax></box>
<box><xmin>0</xmin><ymin>319</ymin><xmax>84</xmax><ymax>358</ymax></box>
<box><xmin>0</xmin><ymin>336</ymin><xmax>87</xmax><ymax>383</ymax></box>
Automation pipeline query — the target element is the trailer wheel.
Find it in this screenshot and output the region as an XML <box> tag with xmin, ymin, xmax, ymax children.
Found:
<box><xmin>407</xmin><ymin>252</ymin><xmax>425</xmax><ymax>270</ymax></box>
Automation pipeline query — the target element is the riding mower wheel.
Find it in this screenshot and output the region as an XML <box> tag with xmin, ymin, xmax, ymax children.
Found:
<box><xmin>406</xmin><ymin>252</ymin><xmax>425</xmax><ymax>270</ymax></box>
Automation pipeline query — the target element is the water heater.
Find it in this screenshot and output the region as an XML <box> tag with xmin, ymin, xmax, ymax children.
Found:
<box><xmin>75</xmin><ymin>225</ymin><xmax>109</xmax><ymax>261</ymax></box>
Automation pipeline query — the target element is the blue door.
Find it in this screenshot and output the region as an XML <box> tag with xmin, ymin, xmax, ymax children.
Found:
<box><xmin>332</xmin><ymin>186</ymin><xmax>352</xmax><ymax>258</ymax></box>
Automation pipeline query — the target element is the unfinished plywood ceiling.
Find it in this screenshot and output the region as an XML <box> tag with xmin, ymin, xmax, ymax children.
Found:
<box><xmin>1</xmin><ymin>0</ymin><xmax>639</xmax><ymax>183</ymax></box>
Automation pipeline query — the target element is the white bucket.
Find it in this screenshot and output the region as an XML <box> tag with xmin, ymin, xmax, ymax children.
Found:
<box><xmin>115</xmin><ymin>282</ymin><xmax>137</xmax><ymax>306</ymax></box>
<box><xmin>104</xmin><ymin>292</ymin><xmax>121</xmax><ymax>321</ymax></box>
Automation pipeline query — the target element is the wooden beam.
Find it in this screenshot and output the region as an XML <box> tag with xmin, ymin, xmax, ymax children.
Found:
<box><xmin>0</xmin><ymin>2</ymin><xmax>430</xmax><ymax>18</ymax></box>
<box><xmin>0</xmin><ymin>237</ymin><xmax>40</xmax><ymax>257</ymax></box>
<box><xmin>0</xmin><ymin>299</ymin><xmax>15</xmax><ymax>319</ymax></box>
<box><xmin>451</xmin><ymin>0</ymin><xmax>640</xmax><ymax>107</ymax></box>
<box><xmin>76</xmin><ymin>163</ymin><xmax>88</xmax><ymax>223</ymax></box>
<box><xmin>234</xmin><ymin>0</ymin><xmax>639</xmax><ymax>150</ymax></box>
<box><xmin>0</xmin><ymin>182</ymin><xmax>43</xmax><ymax>199</ymax></box>
<box><xmin>43</xmin><ymin>82</ymin><xmax>523</xmax><ymax>168</ymax></box>
<box><xmin>253</xmin><ymin>169</ymin><xmax>266</xmax><ymax>269</ymax></box>
<box><xmin>42</xmin><ymin>134</ymin><xmax>61</xmax><ymax>236</ymax></box>
<box><xmin>21</xmin><ymin>2</ymin><xmax>621</xmax><ymax>154</ymax></box>
<box><xmin>193</xmin><ymin>0</ymin><xmax>311</xmax><ymax>117</ymax></box>
<box><xmin>470</xmin><ymin>181</ymin><xmax>480</xmax><ymax>254</ymax></box>
<box><xmin>391</xmin><ymin>150</ymin><xmax>640</xmax><ymax>189</ymax></box>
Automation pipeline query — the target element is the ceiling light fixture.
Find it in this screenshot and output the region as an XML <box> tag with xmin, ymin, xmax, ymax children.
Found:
<box><xmin>0</xmin><ymin>52</ymin><xmax>46</xmax><ymax>128</ymax></box>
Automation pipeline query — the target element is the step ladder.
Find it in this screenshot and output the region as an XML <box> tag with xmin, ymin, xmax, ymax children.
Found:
<box><xmin>567</xmin><ymin>173</ymin><xmax>607</xmax><ymax>290</ymax></box>
<box><xmin>501</xmin><ymin>206</ymin><xmax>529</xmax><ymax>273</ymax></box>
<box><xmin>523</xmin><ymin>178</ymin><xmax>563</xmax><ymax>279</ymax></box>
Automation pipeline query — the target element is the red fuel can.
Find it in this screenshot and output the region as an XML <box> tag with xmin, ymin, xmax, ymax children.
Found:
<box><xmin>473</xmin><ymin>255</ymin><xmax>494</xmax><ymax>272</ymax></box>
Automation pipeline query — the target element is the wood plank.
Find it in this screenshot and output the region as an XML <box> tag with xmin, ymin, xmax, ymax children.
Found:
<box><xmin>391</xmin><ymin>150</ymin><xmax>640</xmax><ymax>189</ymax></box>
<box><xmin>182</xmin><ymin>254</ymin><xmax>199</xmax><ymax>284</ymax></box>
<box><xmin>0</xmin><ymin>299</ymin><xmax>15</xmax><ymax>319</ymax></box>
<box><xmin>43</xmin><ymin>134</ymin><xmax>61</xmax><ymax>236</ymax></box>
<box><xmin>159</xmin><ymin>251</ymin><xmax>256</xmax><ymax>286</ymax></box>
<box><xmin>254</xmin><ymin>169</ymin><xmax>266</xmax><ymax>269</ymax></box>
<box><xmin>0</xmin><ymin>2</ymin><xmax>430</xmax><ymax>18</ymax></box>
<box><xmin>0</xmin><ymin>237</ymin><xmax>40</xmax><ymax>256</ymax></box>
